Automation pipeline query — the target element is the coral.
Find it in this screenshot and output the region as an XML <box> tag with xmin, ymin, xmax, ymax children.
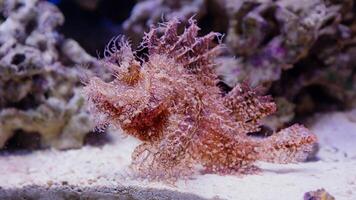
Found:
<box><xmin>84</xmin><ymin>19</ymin><xmax>317</xmax><ymax>182</ymax></box>
<box><xmin>0</xmin><ymin>0</ymin><xmax>103</xmax><ymax>149</ymax></box>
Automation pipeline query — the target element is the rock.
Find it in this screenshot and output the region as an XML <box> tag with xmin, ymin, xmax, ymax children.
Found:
<box><xmin>304</xmin><ymin>188</ymin><xmax>335</xmax><ymax>200</ymax></box>
<box><xmin>0</xmin><ymin>0</ymin><xmax>106</xmax><ymax>150</ymax></box>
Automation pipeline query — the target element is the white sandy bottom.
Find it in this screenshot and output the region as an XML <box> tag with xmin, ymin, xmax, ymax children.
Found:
<box><xmin>0</xmin><ymin>110</ymin><xmax>355</xmax><ymax>200</ymax></box>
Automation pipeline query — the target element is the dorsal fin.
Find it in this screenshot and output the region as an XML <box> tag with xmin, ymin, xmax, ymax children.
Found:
<box><xmin>224</xmin><ymin>81</ymin><xmax>276</xmax><ymax>132</ymax></box>
<box><xmin>141</xmin><ymin>18</ymin><xmax>223</xmax><ymax>69</ymax></box>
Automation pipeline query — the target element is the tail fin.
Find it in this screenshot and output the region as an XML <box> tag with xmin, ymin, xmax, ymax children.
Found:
<box><xmin>257</xmin><ymin>124</ymin><xmax>317</xmax><ymax>164</ymax></box>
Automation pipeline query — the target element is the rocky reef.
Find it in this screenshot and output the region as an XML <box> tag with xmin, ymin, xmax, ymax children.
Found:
<box><xmin>0</xmin><ymin>0</ymin><xmax>104</xmax><ymax>149</ymax></box>
<box><xmin>222</xmin><ymin>0</ymin><xmax>356</xmax><ymax>124</ymax></box>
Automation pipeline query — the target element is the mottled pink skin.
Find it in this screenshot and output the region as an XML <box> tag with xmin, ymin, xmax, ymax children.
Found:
<box><xmin>84</xmin><ymin>19</ymin><xmax>317</xmax><ymax>182</ymax></box>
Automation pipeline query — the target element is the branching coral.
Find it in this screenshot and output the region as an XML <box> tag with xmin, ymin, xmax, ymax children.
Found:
<box><xmin>84</xmin><ymin>19</ymin><xmax>317</xmax><ymax>182</ymax></box>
